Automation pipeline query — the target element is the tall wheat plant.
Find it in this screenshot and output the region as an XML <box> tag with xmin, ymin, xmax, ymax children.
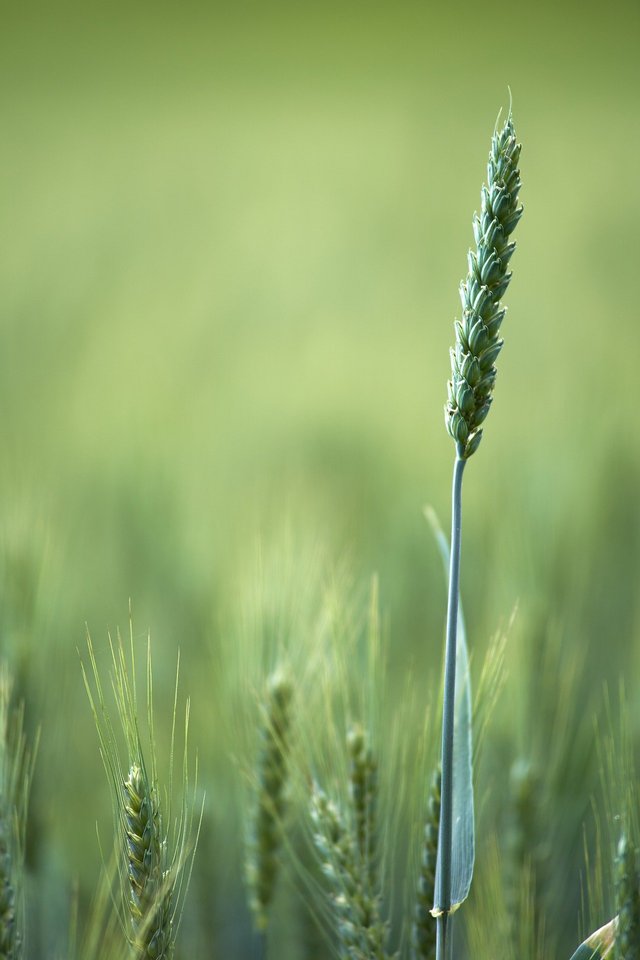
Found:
<box><xmin>436</xmin><ymin>113</ymin><xmax>523</xmax><ymax>960</ymax></box>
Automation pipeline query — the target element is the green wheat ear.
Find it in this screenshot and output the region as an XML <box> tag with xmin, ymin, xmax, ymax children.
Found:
<box><xmin>123</xmin><ymin>762</ymin><xmax>173</xmax><ymax>958</ymax></box>
<box><xmin>347</xmin><ymin>724</ymin><xmax>378</xmax><ymax>892</ymax></box>
<box><xmin>246</xmin><ymin>669</ymin><xmax>294</xmax><ymax>931</ymax></box>
<box><xmin>83</xmin><ymin>629</ymin><xmax>198</xmax><ymax>960</ymax></box>
<box><xmin>445</xmin><ymin>114</ymin><xmax>523</xmax><ymax>458</ymax></box>
<box><xmin>310</xmin><ymin>784</ymin><xmax>389</xmax><ymax>960</ymax></box>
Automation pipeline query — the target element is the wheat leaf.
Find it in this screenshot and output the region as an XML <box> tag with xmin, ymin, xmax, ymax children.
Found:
<box><xmin>425</xmin><ymin>507</ymin><xmax>475</xmax><ymax>912</ymax></box>
<box><xmin>568</xmin><ymin>919</ymin><xmax>617</xmax><ymax>960</ymax></box>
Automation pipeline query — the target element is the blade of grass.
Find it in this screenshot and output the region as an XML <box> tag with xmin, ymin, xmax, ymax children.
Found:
<box><xmin>568</xmin><ymin>918</ymin><xmax>616</xmax><ymax>960</ymax></box>
<box><xmin>424</xmin><ymin>506</ymin><xmax>474</xmax><ymax>924</ymax></box>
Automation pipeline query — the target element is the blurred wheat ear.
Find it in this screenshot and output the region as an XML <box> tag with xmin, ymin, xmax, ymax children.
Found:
<box><xmin>246</xmin><ymin>668</ymin><xmax>294</xmax><ymax>934</ymax></box>
<box><xmin>0</xmin><ymin>665</ymin><xmax>37</xmax><ymax>960</ymax></box>
<box><xmin>347</xmin><ymin>723</ymin><xmax>378</xmax><ymax>893</ymax></box>
<box><xmin>310</xmin><ymin>777</ymin><xmax>389</xmax><ymax>960</ymax></box>
<box><xmin>82</xmin><ymin>625</ymin><xmax>199</xmax><ymax>959</ymax></box>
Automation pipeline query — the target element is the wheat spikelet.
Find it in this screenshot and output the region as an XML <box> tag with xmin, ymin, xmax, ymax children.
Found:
<box><xmin>445</xmin><ymin>114</ymin><xmax>523</xmax><ymax>458</ymax></box>
<box><xmin>246</xmin><ymin>669</ymin><xmax>294</xmax><ymax>931</ymax></box>
<box><xmin>411</xmin><ymin>767</ymin><xmax>441</xmax><ymax>960</ymax></box>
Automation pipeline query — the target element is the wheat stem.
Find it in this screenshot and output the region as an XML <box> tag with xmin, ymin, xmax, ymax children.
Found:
<box><xmin>435</xmin><ymin>451</ymin><xmax>465</xmax><ymax>960</ymax></box>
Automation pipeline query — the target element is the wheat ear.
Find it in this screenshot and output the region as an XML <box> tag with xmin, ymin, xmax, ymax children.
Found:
<box><xmin>246</xmin><ymin>669</ymin><xmax>294</xmax><ymax>932</ymax></box>
<box><xmin>445</xmin><ymin>115</ymin><xmax>523</xmax><ymax>459</ymax></box>
<box><xmin>310</xmin><ymin>784</ymin><xmax>388</xmax><ymax>960</ymax></box>
<box><xmin>124</xmin><ymin>762</ymin><xmax>173</xmax><ymax>958</ymax></box>
<box><xmin>504</xmin><ymin>758</ymin><xmax>548</xmax><ymax>949</ymax></box>
<box><xmin>83</xmin><ymin>629</ymin><xmax>197</xmax><ymax>960</ymax></box>
<box><xmin>347</xmin><ymin>724</ymin><xmax>378</xmax><ymax>893</ymax></box>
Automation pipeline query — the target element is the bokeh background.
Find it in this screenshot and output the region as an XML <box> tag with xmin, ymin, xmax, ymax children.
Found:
<box><xmin>1</xmin><ymin>0</ymin><xmax>640</xmax><ymax>956</ymax></box>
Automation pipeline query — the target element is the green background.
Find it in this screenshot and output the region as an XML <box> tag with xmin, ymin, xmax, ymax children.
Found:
<box><xmin>1</xmin><ymin>1</ymin><xmax>639</xmax><ymax>956</ymax></box>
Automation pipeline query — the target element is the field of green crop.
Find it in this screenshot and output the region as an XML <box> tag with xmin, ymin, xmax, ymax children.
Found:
<box><xmin>1</xmin><ymin>1</ymin><xmax>640</xmax><ymax>957</ymax></box>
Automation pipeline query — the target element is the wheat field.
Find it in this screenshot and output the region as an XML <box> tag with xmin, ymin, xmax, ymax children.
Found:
<box><xmin>1</xmin><ymin>1</ymin><xmax>640</xmax><ymax>957</ymax></box>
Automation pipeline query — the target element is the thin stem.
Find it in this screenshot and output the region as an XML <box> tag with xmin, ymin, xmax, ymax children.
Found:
<box><xmin>436</xmin><ymin>451</ymin><xmax>466</xmax><ymax>960</ymax></box>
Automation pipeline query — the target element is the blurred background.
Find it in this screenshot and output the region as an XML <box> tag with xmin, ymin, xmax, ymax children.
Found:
<box><xmin>1</xmin><ymin>0</ymin><xmax>639</xmax><ymax>956</ymax></box>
